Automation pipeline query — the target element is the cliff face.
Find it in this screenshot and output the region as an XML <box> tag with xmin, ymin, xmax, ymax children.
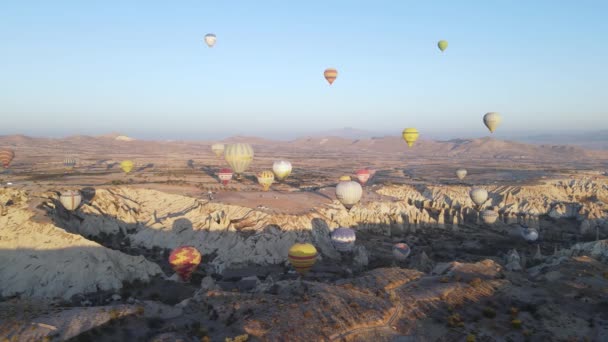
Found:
<box><xmin>0</xmin><ymin>189</ymin><xmax>162</xmax><ymax>300</ymax></box>
<box><xmin>1</xmin><ymin>177</ymin><xmax>607</xmax><ymax>300</ymax></box>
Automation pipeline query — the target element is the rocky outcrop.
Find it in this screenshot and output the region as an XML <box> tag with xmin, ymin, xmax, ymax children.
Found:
<box><xmin>0</xmin><ymin>190</ymin><xmax>162</xmax><ymax>300</ymax></box>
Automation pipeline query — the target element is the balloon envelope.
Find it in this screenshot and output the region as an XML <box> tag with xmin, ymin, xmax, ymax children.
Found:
<box><xmin>393</xmin><ymin>243</ymin><xmax>411</xmax><ymax>261</ymax></box>
<box><xmin>469</xmin><ymin>188</ymin><xmax>488</xmax><ymax>207</ymax></box>
<box><xmin>0</xmin><ymin>149</ymin><xmax>15</xmax><ymax>168</ymax></box>
<box><xmin>60</xmin><ymin>190</ymin><xmax>82</xmax><ymax>211</ymax></box>
<box><xmin>521</xmin><ymin>226</ymin><xmax>539</xmax><ymax>242</ymax></box>
<box><xmin>211</xmin><ymin>143</ymin><xmax>225</xmax><ymax>158</ymax></box>
<box><xmin>169</xmin><ymin>246</ymin><xmax>202</xmax><ymax>281</ymax></box>
<box><xmin>273</xmin><ymin>160</ymin><xmax>292</xmax><ymax>181</ymax></box>
<box><xmin>257</xmin><ymin>170</ymin><xmax>275</xmax><ymax>191</ymax></box>
<box><xmin>120</xmin><ymin>160</ymin><xmax>134</xmax><ymax>174</ymax></box>
<box><xmin>331</xmin><ymin>228</ymin><xmax>356</xmax><ymax>252</ymax></box>
<box><xmin>336</xmin><ymin>181</ymin><xmax>363</xmax><ymax>209</ymax></box>
<box><xmin>438</xmin><ymin>40</ymin><xmax>448</xmax><ymax>51</ymax></box>
<box><xmin>324</xmin><ymin>68</ymin><xmax>338</xmax><ymax>85</ymax></box>
<box><xmin>481</xmin><ymin>210</ymin><xmax>499</xmax><ymax>224</ymax></box>
<box><xmin>456</xmin><ymin>169</ymin><xmax>467</xmax><ymax>180</ymax></box>
<box><xmin>224</xmin><ymin>143</ymin><xmax>254</xmax><ymax>175</ymax></box>
<box><xmin>402</xmin><ymin>128</ymin><xmax>419</xmax><ymax>147</ymax></box>
<box><xmin>64</xmin><ymin>158</ymin><xmax>77</xmax><ymax>170</ymax></box>
<box><xmin>218</xmin><ymin>168</ymin><xmax>233</xmax><ymax>185</ymax></box>
<box><xmin>356</xmin><ymin>169</ymin><xmax>371</xmax><ymax>185</ymax></box>
<box><xmin>483</xmin><ymin>112</ymin><xmax>502</xmax><ymax>133</ymax></box>
<box><xmin>204</xmin><ymin>33</ymin><xmax>217</xmax><ymax>47</ymax></box>
<box><xmin>288</xmin><ymin>243</ymin><xmax>317</xmax><ymax>275</ymax></box>
<box><xmin>339</xmin><ymin>175</ymin><xmax>352</xmax><ymax>182</ymax></box>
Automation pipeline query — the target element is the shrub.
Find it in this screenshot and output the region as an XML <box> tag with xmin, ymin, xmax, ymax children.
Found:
<box><xmin>482</xmin><ymin>308</ymin><xmax>496</xmax><ymax>319</ymax></box>
<box><xmin>469</xmin><ymin>278</ymin><xmax>482</xmax><ymax>288</ymax></box>
<box><xmin>466</xmin><ymin>334</ymin><xmax>476</xmax><ymax>342</ymax></box>
<box><xmin>511</xmin><ymin>319</ymin><xmax>522</xmax><ymax>329</ymax></box>
<box><xmin>447</xmin><ymin>313</ymin><xmax>464</xmax><ymax>328</ymax></box>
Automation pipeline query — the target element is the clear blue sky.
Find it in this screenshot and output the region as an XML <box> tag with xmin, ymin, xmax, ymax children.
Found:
<box><xmin>1</xmin><ymin>0</ymin><xmax>607</xmax><ymax>140</ymax></box>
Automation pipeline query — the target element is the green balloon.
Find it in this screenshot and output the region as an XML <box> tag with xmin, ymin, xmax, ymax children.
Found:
<box><xmin>438</xmin><ymin>40</ymin><xmax>448</xmax><ymax>52</ymax></box>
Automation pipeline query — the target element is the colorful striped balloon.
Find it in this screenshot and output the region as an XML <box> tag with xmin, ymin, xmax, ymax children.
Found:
<box><xmin>218</xmin><ymin>168</ymin><xmax>233</xmax><ymax>185</ymax></box>
<box><xmin>257</xmin><ymin>170</ymin><xmax>275</xmax><ymax>191</ymax></box>
<box><xmin>60</xmin><ymin>190</ymin><xmax>82</xmax><ymax>211</ymax></box>
<box><xmin>288</xmin><ymin>243</ymin><xmax>318</xmax><ymax>275</ymax></box>
<box><xmin>392</xmin><ymin>243</ymin><xmax>411</xmax><ymax>261</ymax></box>
<box><xmin>0</xmin><ymin>149</ymin><xmax>15</xmax><ymax>168</ymax></box>
<box><xmin>324</xmin><ymin>68</ymin><xmax>338</xmax><ymax>85</ymax></box>
<box><xmin>64</xmin><ymin>157</ymin><xmax>77</xmax><ymax>170</ymax></box>
<box><xmin>331</xmin><ymin>227</ymin><xmax>356</xmax><ymax>252</ymax></box>
<box><xmin>224</xmin><ymin>143</ymin><xmax>254</xmax><ymax>175</ymax></box>
<box><xmin>169</xmin><ymin>246</ymin><xmax>202</xmax><ymax>281</ymax></box>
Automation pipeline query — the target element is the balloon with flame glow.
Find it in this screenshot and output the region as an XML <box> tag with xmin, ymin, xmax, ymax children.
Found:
<box><xmin>168</xmin><ymin>246</ymin><xmax>202</xmax><ymax>281</ymax></box>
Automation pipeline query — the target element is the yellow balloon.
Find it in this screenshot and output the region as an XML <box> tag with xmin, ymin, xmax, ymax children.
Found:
<box><xmin>402</xmin><ymin>128</ymin><xmax>419</xmax><ymax>147</ymax></box>
<box><xmin>339</xmin><ymin>175</ymin><xmax>352</xmax><ymax>182</ymax></box>
<box><xmin>257</xmin><ymin>170</ymin><xmax>275</xmax><ymax>191</ymax></box>
<box><xmin>288</xmin><ymin>243</ymin><xmax>318</xmax><ymax>275</ymax></box>
<box><xmin>120</xmin><ymin>160</ymin><xmax>134</xmax><ymax>174</ymax></box>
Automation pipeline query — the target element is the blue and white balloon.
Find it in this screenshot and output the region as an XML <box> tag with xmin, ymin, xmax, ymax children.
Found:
<box><xmin>331</xmin><ymin>227</ymin><xmax>356</xmax><ymax>252</ymax></box>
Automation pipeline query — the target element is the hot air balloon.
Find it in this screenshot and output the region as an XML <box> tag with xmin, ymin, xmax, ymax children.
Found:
<box><xmin>469</xmin><ymin>188</ymin><xmax>488</xmax><ymax>208</ymax></box>
<box><xmin>288</xmin><ymin>243</ymin><xmax>318</xmax><ymax>275</ymax></box>
<box><xmin>64</xmin><ymin>157</ymin><xmax>77</xmax><ymax>170</ymax></box>
<box><xmin>273</xmin><ymin>160</ymin><xmax>292</xmax><ymax>181</ymax></box>
<box><xmin>257</xmin><ymin>170</ymin><xmax>275</xmax><ymax>191</ymax></box>
<box><xmin>483</xmin><ymin>112</ymin><xmax>502</xmax><ymax>133</ymax></box>
<box><xmin>339</xmin><ymin>175</ymin><xmax>352</xmax><ymax>182</ymax></box>
<box><xmin>456</xmin><ymin>169</ymin><xmax>467</xmax><ymax>180</ymax></box>
<box><xmin>59</xmin><ymin>190</ymin><xmax>82</xmax><ymax>211</ymax></box>
<box><xmin>324</xmin><ymin>68</ymin><xmax>338</xmax><ymax>85</ymax></box>
<box><xmin>224</xmin><ymin>143</ymin><xmax>254</xmax><ymax>178</ymax></box>
<box><xmin>204</xmin><ymin>33</ymin><xmax>217</xmax><ymax>48</ymax></box>
<box><xmin>336</xmin><ymin>181</ymin><xmax>363</xmax><ymax>209</ymax></box>
<box><xmin>330</xmin><ymin>227</ymin><xmax>356</xmax><ymax>252</ymax></box>
<box><xmin>437</xmin><ymin>40</ymin><xmax>448</xmax><ymax>52</ymax></box>
<box><xmin>120</xmin><ymin>160</ymin><xmax>134</xmax><ymax>174</ymax></box>
<box><xmin>480</xmin><ymin>210</ymin><xmax>498</xmax><ymax>224</ymax></box>
<box><xmin>168</xmin><ymin>246</ymin><xmax>202</xmax><ymax>282</ymax></box>
<box><xmin>402</xmin><ymin>128</ymin><xmax>419</xmax><ymax>148</ymax></box>
<box><xmin>0</xmin><ymin>149</ymin><xmax>15</xmax><ymax>168</ymax></box>
<box><xmin>356</xmin><ymin>169</ymin><xmax>371</xmax><ymax>186</ymax></box>
<box><xmin>211</xmin><ymin>143</ymin><xmax>225</xmax><ymax>158</ymax></box>
<box><xmin>393</xmin><ymin>242</ymin><xmax>411</xmax><ymax>261</ymax></box>
<box><xmin>218</xmin><ymin>168</ymin><xmax>233</xmax><ymax>186</ymax></box>
<box><xmin>521</xmin><ymin>225</ymin><xmax>539</xmax><ymax>242</ymax></box>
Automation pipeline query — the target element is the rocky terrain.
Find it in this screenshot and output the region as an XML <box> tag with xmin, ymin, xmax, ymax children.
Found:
<box><xmin>1</xmin><ymin>135</ymin><xmax>608</xmax><ymax>341</ymax></box>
